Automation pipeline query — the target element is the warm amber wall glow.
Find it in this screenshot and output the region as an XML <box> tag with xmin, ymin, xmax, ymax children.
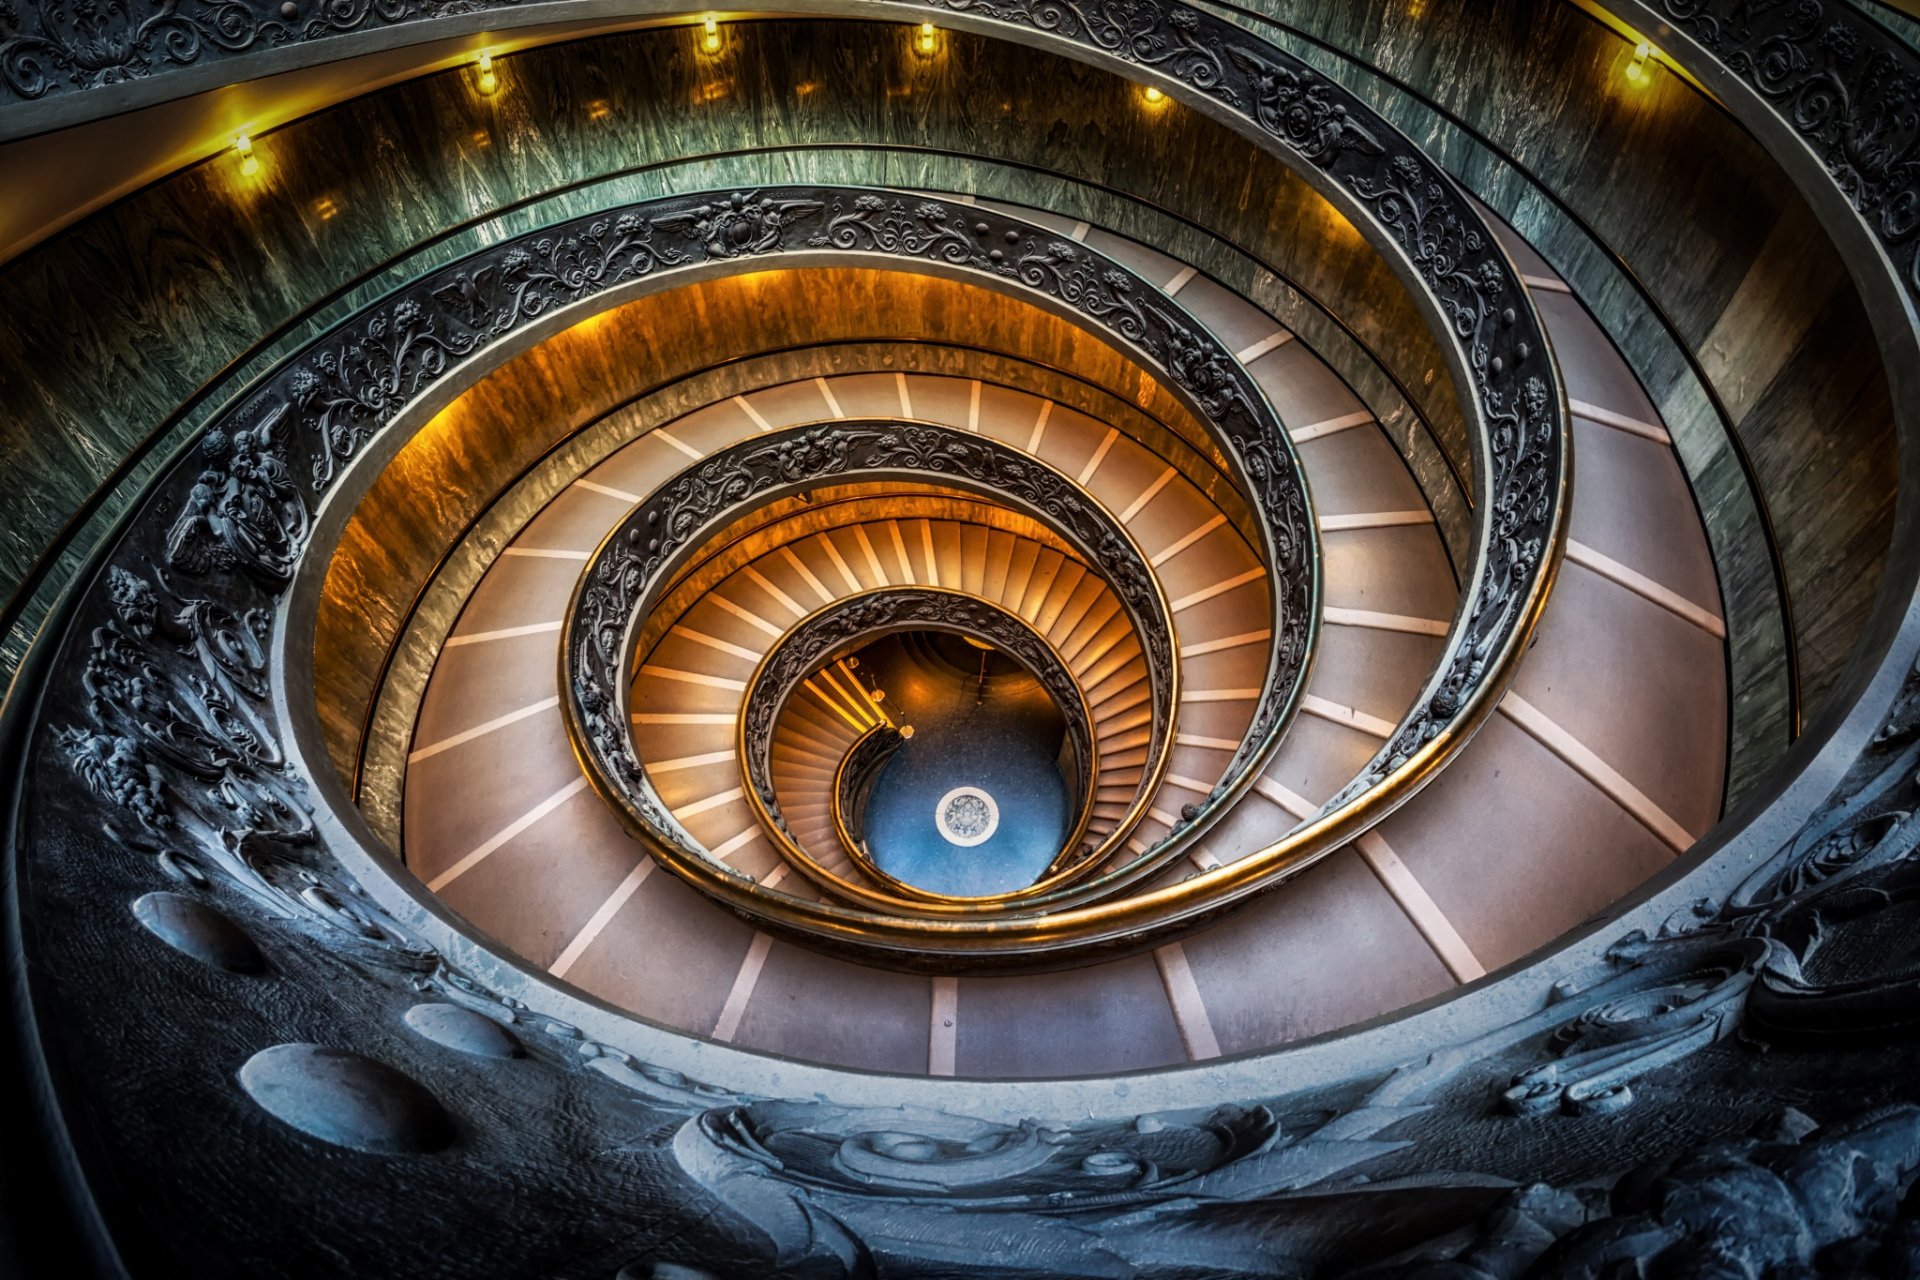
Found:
<box><xmin>314</xmin><ymin>265</ymin><xmax>1220</xmax><ymax>784</ymax></box>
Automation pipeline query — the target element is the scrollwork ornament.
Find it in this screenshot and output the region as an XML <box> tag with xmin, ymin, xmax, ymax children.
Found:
<box><xmin>54</xmin><ymin>564</ymin><xmax>430</xmax><ymax>964</ymax></box>
<box><xmin>0</xmin><ymin>0</ymin><xmax>535</xmax><ymax>103</ymax></box>
<box><xmin>164</xmin><ymin>401</ymin><xmax>308</xmax><ymax>582</ymax></box>
<box><xmin>816</xmin><ymin>194</ymin><xmax>981</xmax><ymax>265</ymax></box>
<box><xmin>1654</xmin><ymin>0</ymin><xmax>1920</xmax><ymax>293</ymax></box>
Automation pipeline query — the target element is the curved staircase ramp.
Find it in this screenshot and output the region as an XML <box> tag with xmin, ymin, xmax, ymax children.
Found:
<box><xmin>397</xmin><ymin>194</ymin><xmax>1718</xmax><ymax>1073</ymax></box>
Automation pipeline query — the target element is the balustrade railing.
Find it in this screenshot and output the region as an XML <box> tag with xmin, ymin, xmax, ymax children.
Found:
<box><xmin>831</xmin><ymin>723</ymin><xmax>905</xmax><ymax>869</ymax></box>
<box><xmin>3</xmin><ymin>19</ymin><xmax>1570</xmax><ymax>971</ymax></box>
<box><xmin>566</xmin><ymin>423</ymin><xmax>1178</xmax><ymax>916</ymax></box>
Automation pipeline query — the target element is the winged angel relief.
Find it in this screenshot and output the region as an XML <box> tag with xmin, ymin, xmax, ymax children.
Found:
<box><xmin>651</xmin><ymin>191</ymin><xmax>826</xmax><ymax>257</ymax></box>
<box><xmin>164</xmin><ymin>401</ymin><xmax>308</xmax><ymax>583</ymax></box>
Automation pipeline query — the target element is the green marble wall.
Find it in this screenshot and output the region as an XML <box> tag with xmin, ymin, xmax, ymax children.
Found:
<box><xmin>1224</xmin><ymin>0</ymin><xmax>1898</xmax><ymax>784</ymax></box>
<box><xmin>1853</xmin><ymin>1</ymin><xmax>1920</xmax><ymax>50</ymax></box>
<box><xmin>0</xmin><ymin>21</ymin><xmax>1458</xmax><ymax>687</ymax></box>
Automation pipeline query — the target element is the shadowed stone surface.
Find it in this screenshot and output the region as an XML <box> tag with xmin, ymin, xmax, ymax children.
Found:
<box><xmin>403</xmin><ymin>1003</ymin><xmax>524</xmax><ymax>1060</ymax></box>
<box><xmin>130</xmin><ymin>892</ymin><xmax>265</xmax><ymax>974</ymax></box>
<box><xmin>237</xmin><ymin>1044</ymin><xmax>455</xmax><ymax>1155</ymax></box>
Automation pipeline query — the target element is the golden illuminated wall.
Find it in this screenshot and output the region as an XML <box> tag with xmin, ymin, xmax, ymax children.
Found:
<box><xmin>315</xmin><ymin>266</ymin><xmax>1224</xmax><ymax>782</ymax></box>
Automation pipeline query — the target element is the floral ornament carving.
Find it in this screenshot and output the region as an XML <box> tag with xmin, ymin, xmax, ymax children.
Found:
<box><xmin>1655</xmin><ymin>0</ymin><xmax>1920</xmax><ymax>292</ymax></box>
<box><xmin>291</xmin><ymin>297</ymin><xmax>481</xmax><ymax>488</ymax></box>
<box><xmin>286</xmin><ymin>212</ymin><xmax>685</xmax><ymax>491</ymax></box>
<box><xmin>1224</xmin><ymin>43</ymin><xmax>1386</xmax><ymax>164</ymax></box>
<box><xmin>1500</xmin><ymin>932</ymin><xmax>1767</xmax><ymax>1117</ymax></box>
<box><xmin>817</xmin><ymin>194</ymin><xmax>978</xmax><ymax>264</ymax></box>
<box><xmin>944</xmin><ymin>0</ymin><xmax>1235</xmax><ymax>96</ymax></box>
<box><xmin>1015</xmin><ymin>240</ymin><xmax>1150</xmax><ymax>341</ymax></box>
<box><xmin>0</xmin><ymin>0</ymin><xmax>287</xmax><ymax>99</ymax></box>
<box><xmin>0</xmin><ymin>0</ymin><xmax>536</xmax><ymax>103</ymax></box>
<box><xmin>55</xmin><ymin>565</ymin><xmax>427</xmax><ymax>963</ymax></box>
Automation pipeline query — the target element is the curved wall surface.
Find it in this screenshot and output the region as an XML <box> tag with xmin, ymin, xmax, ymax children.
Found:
<box><xmin>4</xmin><ymin>3</ymin><xmax>1920</xmax><ymax>1278</ymax></box>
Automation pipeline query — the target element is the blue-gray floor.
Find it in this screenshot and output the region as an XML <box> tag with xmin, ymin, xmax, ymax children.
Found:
<box><xmin>856</xmin><ymin>635</ymin><xmax>1071</xmax><ymax>896</ymax></box>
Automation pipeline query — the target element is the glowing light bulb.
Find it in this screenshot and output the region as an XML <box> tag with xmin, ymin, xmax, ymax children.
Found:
<box><xmin>701</xmin><ymin>15</ymin><xmax>722</xmax><ymax>54</ymax></box>
<box><xmin>915</xmin><ymin>21</ymin><xmax>938</xmax><ymax>56</ymax></box>
<box><xmin>475</xmin><ymin>50</ymin><xmax>498</xmax><ymax>95</ymax></box>
<box><xmin>1626</xmin><ymin>41</ymin><xmax>1653</xmax><ymax>85</ymax></box>
<box><xmin>1141</xmin><ymin>84</ymin><xmax>1169</xmax><ymax>109</ymax></box>
<box><xmin>234</xmin><ymin>132</ymin><xmax>260</xmax><ymax>178</ymax></box>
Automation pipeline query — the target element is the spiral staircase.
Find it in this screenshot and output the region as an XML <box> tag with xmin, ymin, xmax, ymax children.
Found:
<box><xmin>3</xmin><ymin>3</ymin><xmax>1918</xmax><ymax>1277</ymax></box>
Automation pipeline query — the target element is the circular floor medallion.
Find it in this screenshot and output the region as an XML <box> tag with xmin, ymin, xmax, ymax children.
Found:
<box><xmin>934</xmin><ymin>786</ymin><xmax>1000</xmax><ymax>847</ymax></box>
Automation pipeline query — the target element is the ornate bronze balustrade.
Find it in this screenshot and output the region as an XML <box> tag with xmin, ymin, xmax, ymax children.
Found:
<box><xmin>2</xmin><ymin>2</ymin><xmax>1576</xmax><ymax>881</ymax></box>
<box><xmin>565</xmin><ymin>423</ymin><xmax>1176</xmax><ymax>924</ymax></box>
<box><xmin>20</xmin><ymin>92</ymin><xmax>1558</xmax><ymax>973</ymax></box>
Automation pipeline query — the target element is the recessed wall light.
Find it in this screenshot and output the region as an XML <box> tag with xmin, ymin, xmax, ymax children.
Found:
<box><xmin>1625</xmin><ymin>41</ymin><xmax>1654</xmax><ymax>85</ymax></box>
